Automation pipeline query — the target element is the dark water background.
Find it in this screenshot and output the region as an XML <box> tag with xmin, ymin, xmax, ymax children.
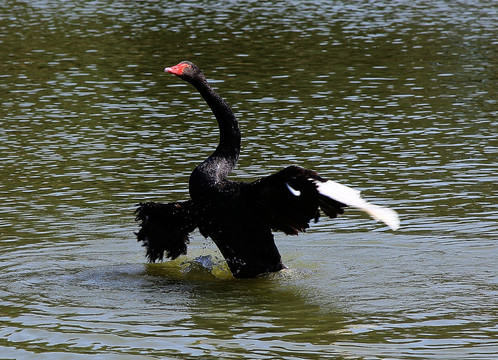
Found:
<box><xmin>0</xmin><ymin>0</ymin><xmax>496</xmax><ymax>359</ymax></box>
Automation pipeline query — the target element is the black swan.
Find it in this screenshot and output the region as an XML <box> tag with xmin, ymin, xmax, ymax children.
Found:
<box><xmin>135</xmin><ymin>61</ymin><xmax>399</xmax><ymax>279</ymax></box>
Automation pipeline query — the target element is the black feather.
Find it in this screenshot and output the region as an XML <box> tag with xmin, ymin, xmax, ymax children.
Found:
<box><xmin>135</xmin><ymin>201</ymin><xmax>197</xmax><ymax>262</ymax></box>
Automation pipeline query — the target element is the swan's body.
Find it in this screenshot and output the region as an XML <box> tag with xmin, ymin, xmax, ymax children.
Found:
<box><xmin>135</xmin><ymin>61</ymin><xmax>399</xmax><ymax>278</ymax></box>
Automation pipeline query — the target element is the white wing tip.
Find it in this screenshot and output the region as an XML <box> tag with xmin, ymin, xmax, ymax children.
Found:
<box><xmin>366</xmin><ymin>205</ymin><xmax>400</xmax><ymax>231</ymax></box>
<box><xmin>315</xmin><ymin>179</ymin><xmax>400</xmax><ymax>231</ymax></box>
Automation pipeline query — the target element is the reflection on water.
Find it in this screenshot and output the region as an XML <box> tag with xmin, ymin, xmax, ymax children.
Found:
<box><xmin>1</xmin><ymin>0</ymin><xmax>497</xmax><ymax>359</ymax></box>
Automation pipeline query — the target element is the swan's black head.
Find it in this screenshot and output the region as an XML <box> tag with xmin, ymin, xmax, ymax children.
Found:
<box><xmin>165</xmin><ymin>61</ymin><xmax>204</xmax><ymax>83</ymax></box>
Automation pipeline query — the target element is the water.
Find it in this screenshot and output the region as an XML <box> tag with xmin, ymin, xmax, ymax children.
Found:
<box><xmin>1</xmin><ymin>0</ymin><xmax>496</xmax><ymax>358</ymax></box>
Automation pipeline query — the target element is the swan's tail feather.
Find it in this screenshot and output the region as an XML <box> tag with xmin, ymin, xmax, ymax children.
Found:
<box><xmin>135</xmin><ymin>201</ymin><xmax>197</xmax><ymax>262</ymax></box>
<box><xmin>315</xmin><ymin>180</ymin><xmax>400</xmax><ymax>231</ymax></box>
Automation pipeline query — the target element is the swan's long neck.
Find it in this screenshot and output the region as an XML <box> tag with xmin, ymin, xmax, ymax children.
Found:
<box><xmin>189</xmin><ymin>77</ymin><xmax>241</xmax><ymax>195</ymax></box>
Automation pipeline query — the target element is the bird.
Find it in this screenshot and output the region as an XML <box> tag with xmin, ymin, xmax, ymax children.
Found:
<box><xmin>135</xmin><ymin>61</ymin><xmax>400</xmax><ymax>279</ymax></box>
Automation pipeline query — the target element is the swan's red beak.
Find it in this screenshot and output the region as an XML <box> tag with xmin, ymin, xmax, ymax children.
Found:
<box><xmin>165</xmin><ymin>62</ymin><xmax>189</xmax><ymax>76</ymax></box>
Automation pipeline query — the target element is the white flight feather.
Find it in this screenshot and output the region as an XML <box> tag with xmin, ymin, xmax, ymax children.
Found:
<box><xmin>285</xmin><ymin>182</ymin><xmax>301</xmax><ymax>196</ymax></box>
<box><xmin>315</xmin><ymin>180</ymin><xmax>400</xmax><ymax>231</ymax></box>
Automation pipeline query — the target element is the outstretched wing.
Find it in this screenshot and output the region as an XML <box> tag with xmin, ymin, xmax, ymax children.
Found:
<box><xmin>135</xmin><ymin>201</ymin><xmax>197</xmax><ymax>262</ymax></box>
<box><xmin>250</xmin><ymin>165</ymin><xmax>399</xmax><ymax>234</ymax></box>
<box><xmin>249</xmin><ymin>166</ymin><xmax>346</xmax><ymax>235</ymax></box>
